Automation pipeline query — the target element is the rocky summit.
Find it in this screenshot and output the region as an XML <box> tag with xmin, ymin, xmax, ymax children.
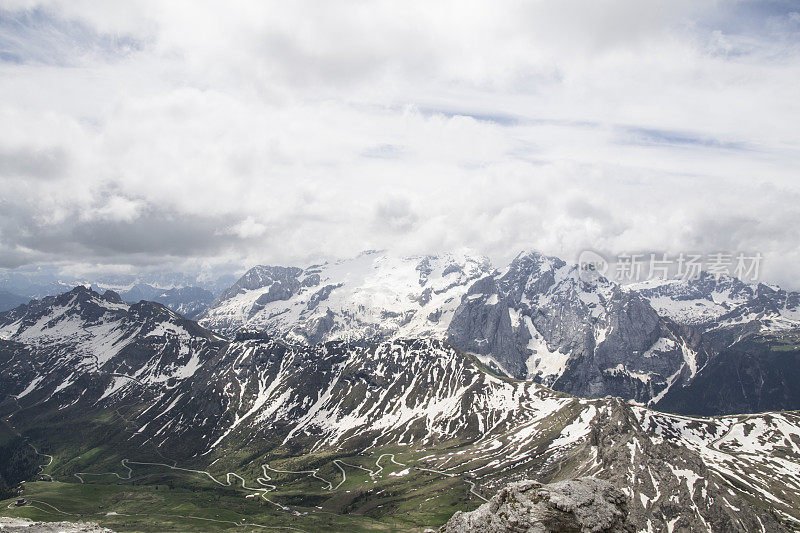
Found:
<box><xmin>437</xmin><ymin>478</ymin><xmax>632</xmax><ymax>533</ymax></box>
<box><xmin>0</xmin><ymin>517</ymin><xmax>114</xmax><ymax>532</ymax></box>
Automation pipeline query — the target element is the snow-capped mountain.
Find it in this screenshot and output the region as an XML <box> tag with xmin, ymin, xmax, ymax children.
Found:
<box><xmin>447</xmin><ymin>251</ymin><xmax>698</xmax><ymax>403</ymax></box>
<box><xmin>197</xmin><ymin>250</ymin><xmax>800</xmax><ymax>413</ymax></box>
<box><xmin>628</xmin><ymin>272</ymin><xmax>800</xmax><ymax>330</ymax></box>
<box><xmin>0</xmin><ymin>286</ymin><xmax>224</xmax><ymax>405</ymax></box>
<box><xmin>0</xmin><ymin>267</ymin><xmax>231</xmax><ymax>297</ymax></box>
<box><xmin>1</xmin><ymin>289</ymin><xmax>798</xmax><ymax>531</ymax></box>
<box><xmin>199</xmin><ymin>250</ymin><xmax>492</xmax><ymax>342</ymax></box>
<box><xmin>449</xmin><ymin>252</ymin><xmax>800</xmax><ymax>413</ymax></box>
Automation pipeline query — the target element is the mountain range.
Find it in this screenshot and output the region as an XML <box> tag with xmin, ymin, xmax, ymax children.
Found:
<box><xmin>1</xmin><ymin>285</ymin><xmax>799</xmax><ymax>531</ymax></box>
<box><xmin>197</xmin><ymin>250</ymin><xmax>800</xmax><ymax>416</ymax></box>
<box><xmin>0</xmin><ymin>266</ymin><xmax>229</xmax><ymax>317</ymax></box>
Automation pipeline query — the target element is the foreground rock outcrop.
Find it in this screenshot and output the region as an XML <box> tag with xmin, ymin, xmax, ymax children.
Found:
<box><xmin>0</xmin><ymin>517</ymin><xmax>114</xmax><ymax>532</ymax></box>
<box><xmin>438</xmin><ymin>478</ymin><xmax>632</xmax><ymax>533</ymax></box>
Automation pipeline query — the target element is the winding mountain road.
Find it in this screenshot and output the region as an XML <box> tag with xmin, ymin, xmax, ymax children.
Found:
<box><xmin>7</xmin><ymin>390</ymin><xmax>485</xmax><ymax>525</ymax></box>
<box><xmin>1</xmin><ymin>396</ymin><xmax>54</xmax><ymax>481</ymax></box>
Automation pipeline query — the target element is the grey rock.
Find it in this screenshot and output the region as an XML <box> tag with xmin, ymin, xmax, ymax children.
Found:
<box><xmin>447</xmin><ymin>251</ymin><xmax>689</xmax><ymax>402</ymax></box>
<box><xmin>306</xmin><ymin>284</ymin><xmax>342</xmax><ymax>311</ymax></box>
<box><xmin>438</xmin><ymin>478</ymin><xmax>632</xmax><ymax>533</ymax></box>
<box><xmin>100</xmin><ymin>290</ymin><xmax>123</xmax><ymax>304</ymax></box>
<box><xmin>0</xmin><ymin>517</ymin><xmax>114</xmax><ymax>532</ymax></box>
<box><xmin>212</xmin><ymin>265</ymin><xmax>303</xmax><ymax>305</ymax></box>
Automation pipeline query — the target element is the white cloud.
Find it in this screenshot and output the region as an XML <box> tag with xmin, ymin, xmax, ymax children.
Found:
<box><xmin>1</xmin><ymin>1</ymin><xmax>799</xmax><ymax>286</ymax></box>
<box><xmin>85</xmin><ymin>195</ymin><xmax>143</xmax><ymax>222</ymax></box>
<box><xmin>226</xmin><ymin>217</ymin><xmax>268</xmax><ymax>239</ymax></box>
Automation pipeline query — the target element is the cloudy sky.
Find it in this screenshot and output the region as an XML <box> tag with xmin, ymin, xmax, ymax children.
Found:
<box><xmin>1</xmin><ymin>1</ymin><xmax>799</xmax><ymax>285</ymax></box>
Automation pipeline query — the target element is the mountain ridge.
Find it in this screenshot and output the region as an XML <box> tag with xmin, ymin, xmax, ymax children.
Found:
<box><xmin>197</xmin><ymin>250</ymin><xmax>800</xmax><ymax>414</ymax></box>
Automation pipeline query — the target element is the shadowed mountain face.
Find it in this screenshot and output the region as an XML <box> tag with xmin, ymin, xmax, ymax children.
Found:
<box><xmin>446</xmin><ymin>252</ymin><xmax>693</xmax><ymax>401</ymax></box>
<box><xmin>1</xmin><ymin>287</ymin><xmax>799</xmax><ymax>531</ymax></box>
<box><xmin>655</xmin><ymin>332</ymin><xmax>800</xmax><ymax>416</ymax></box>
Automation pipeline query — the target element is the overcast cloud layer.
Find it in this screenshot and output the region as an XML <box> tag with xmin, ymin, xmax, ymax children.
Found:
<box><xmin>1</xmin><ymin>1</ymin><xmax>799</xmax><ymax>286</ymax></box>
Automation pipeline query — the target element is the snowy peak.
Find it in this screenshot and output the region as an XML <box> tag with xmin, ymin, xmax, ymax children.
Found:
<box><xmin>629</xmin><ymin>271</ymin><xmax>800</xmax><ymax>331</ymax></box>
<box><xmin>714</xmin><ymin>282</ymin><xmax>800</xmax><ymax>330</ymax></box>
<box><xmin>0</xmin><ymin>285</ymin><xmax>217</xmax><ymax>345</ymax></box>
<box><xmin>447</xmin><ymin>251</ymin><xmax>800</xmax><ymax>413</ymax></box>
<box><xmin>0</xmin><ymin>286</ymin><xmax>224</xmax><ymax>407</ymax></box>
<box><xmin>212</xmin><ymin>265</ymin><xmax>305</xmax><ymax>305</ymax></box>
<box><xmin>477</xmin><ymin>250</ymin><xmax>618</xmax><ymax>319</ymax></box>
<box><xmin>0</xmin><ymin>285</ymin><xmax>129</xmax><ymax>341</ymax></box>
<box><xmin>627</xmin><ymin>272</ymin><xmax>758</xmax><ymax>325</ymax></box>
<box><xmin>198</xmin><ymin>251</ymin><xmax>493</xmax><ymax>342</ymax></box>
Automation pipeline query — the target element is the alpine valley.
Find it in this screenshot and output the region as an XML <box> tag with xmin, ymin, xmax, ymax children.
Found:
<box><xmin>0</xmin><ymin>250</ymin><xmax>798</xmax><ymax>532</ymax></box>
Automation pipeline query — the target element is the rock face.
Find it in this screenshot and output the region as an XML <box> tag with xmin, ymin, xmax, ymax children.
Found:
<box><xmin>446</xmin><ymin>251</ymin><xmax>692</xmax><ymax>402</ymax></box>
<box><xmin>631</xmin><ymin>273</ymin><xmax>800</xmax><ymax>415</ymax></box>
<box><xmin>0</xmin><ymin>517</ymin><xmax>114</xmax><ymax>532</ymax></box>
<box><xmin>654</xmin><ymin>330</ymin><xmax>800</xmax><ymax>415</ymax></box>
<box><xmin>439</xmin><ymin>478</ymin><xmax>632</xmax><ymax>533</ymax></box>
